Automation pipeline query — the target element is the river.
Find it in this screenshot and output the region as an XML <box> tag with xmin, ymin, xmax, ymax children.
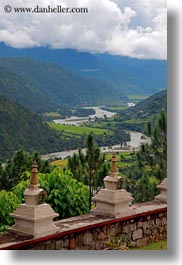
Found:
<box><xmin>41</xmin><ymin>106</ymin><xmax>150</xmax><ymax>161</ymax></box>
<box><xmin>41</xmin><ymin>131</ymin><xmax>150</xmax><ymax>161</ymax></box>
<box><xmin>53</xmin><ymin>106</ymin><xmax>116</xmax><ymax>126</ymax></box>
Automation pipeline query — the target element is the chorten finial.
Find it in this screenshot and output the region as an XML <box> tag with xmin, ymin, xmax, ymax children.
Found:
<box><xmin>29</xmin><ymin>161</ymin><xmax>39</xmax><ymax>189</ymax></box>
<box><xmin>110</xmin><ymin>153</ymin><xmax>118</xmax><ymax>177</ymax></box>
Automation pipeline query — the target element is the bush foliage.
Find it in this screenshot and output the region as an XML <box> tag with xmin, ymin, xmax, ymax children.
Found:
<box><xmin>0</xmin><ymin>169</ymin><xmax>89</xmax><ymax>232</ymax></box>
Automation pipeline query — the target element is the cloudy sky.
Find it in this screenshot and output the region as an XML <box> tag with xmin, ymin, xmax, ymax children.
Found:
<box><xmin>0</xmin><ymin>0</ymin><xmax>167</xmax><ymax>60</ymax></box>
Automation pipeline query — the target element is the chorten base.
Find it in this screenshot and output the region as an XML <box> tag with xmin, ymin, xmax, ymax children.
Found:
<box><xmin>9</xmin><ymin>203</ymin><xmax>59</xmax><ymax>238</ymax></box>
<box><xmin>91</xmin><ymin>189</ymin><xmax>133</xmax><ymax>218</ymax></box>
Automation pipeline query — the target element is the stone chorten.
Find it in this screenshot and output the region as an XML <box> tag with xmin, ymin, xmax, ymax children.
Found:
<box><xmin>154</xmin><ymin>177</ymin><xmax>167</xmax><ymax>203</ymax></box>
<box><xmin>10</xmin><ymin>162</ymin><xmax>59</xmax><ymax>238</ymax></box>
<box><xmin>91</xmin><ymin>154</ymin><xmax>133</xmax><ymax>218</ymax></box>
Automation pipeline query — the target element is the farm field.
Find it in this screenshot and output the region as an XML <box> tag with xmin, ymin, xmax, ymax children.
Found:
<box><xmin>47</xmin><ymin>122</ymin><xmax>111</xmax><ymax>136</ymax></box>
<box><xmin>127</xmin><ymin>95</ymin><xmax>148</xmax><ymax>101</ymax></box>
<box><xmin>51</xmin><ymin>159</ymin><xmax>67</xmax><ymax>169</ymax></box>
<box><xmin>44</xmin><ymin>112</ymin><xmax>61</xmax><ymax>117</ymax></box>
<box><xmin>105</xmin><ymin>152</ymin><xmax>159</xmax><ymax>184</ymax></box>
<box><xmin>105</xmin><ymin>152</ymin><xmax>136</xmax><ymax>170</ymax></box>
<box><xmin>103</xmin><ymin>106</ymin><xmax>129</xmax><ymax>112</ymax></box>
<box><xmin>50</xmin><ymin>152</ymin><xmax>136</xmax><ymax>172</ymax></box>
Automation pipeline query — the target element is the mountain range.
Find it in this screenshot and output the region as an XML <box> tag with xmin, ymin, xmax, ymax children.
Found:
<box><xmin>0</xmin><ymin>43</ymin><xmax>167</xmax><ymax>161</ymax></box>
<box><xmin>0</xmin><ymin>57</ymin><xmax>122</xmax><ymax>113</ymax></box>
<box><xmin>0</xmin><ymin>42</ymin><xmax>167</xmax><ymax>97</ymax></box>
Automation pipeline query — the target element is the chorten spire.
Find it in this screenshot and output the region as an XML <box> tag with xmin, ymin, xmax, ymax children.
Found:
<box><xmin>110</xmin><ymin>153</ymin><xmax>118</xmax><ymax>177</ymax></box>
<box><xmin>29</xmin><ymin>161</ymin><xmax>39</xmax><ymax>190</ymax></box>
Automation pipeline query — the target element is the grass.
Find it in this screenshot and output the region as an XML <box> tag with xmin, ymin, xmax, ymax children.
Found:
<box><xmin>44</xmin><ymin>112</ymin><xmax>61</xmax><ymax>117</ymax></box>
<box><xmin>123</xmin><ymin>119</ymin><xmax>147</xmax><ymax>124</ymax></box>
<box><xmin>48</xmin><ymin>122</ymin><xmax>111</xmax><ymax>136</ymax></box>
<box><xmin>104</xmin><ymin>106</ymin><xmax>129</xmax><ymax>112</ymax></box>
<box><xmin>51</xmin><ymin>159</ymin><xmax>67</xmax><ymax>169</ymax></box>
<box><xmin>130</xmin><ymin>240</ymin><xmax>167</xmax><ymax>250</ymax></box>
<box><xmin>127</xmin><ymin>95</ymin><xmax>149</xmax><ymax>101</ymax></box>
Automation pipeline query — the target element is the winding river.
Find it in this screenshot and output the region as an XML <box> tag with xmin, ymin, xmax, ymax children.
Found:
<box><xmin>53</xmin><ymin>106</ymin><xmax>116</xmax><ymax>126</ymax></box>
<box><xmin>41</xmin><ymin>131</ymin><xmax>150</xmax><ymax>161</ymax></box>
<box><xmin>41</xmin><ymin>106</ymin><xmax>150</xmax><ymax>161</ymax></box>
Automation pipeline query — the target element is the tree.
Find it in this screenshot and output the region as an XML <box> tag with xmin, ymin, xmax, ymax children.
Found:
<box><xmin>67</xmin><ymin>148</ymin><xmax>86</xmax><ymax>182</ymax></box>
<box><xmin>67</xmin><ymin>134</ymin><xmax>110</xmax><ymax>209</ymax></box>
<box><xmin>125</xmin><ymin>111</ymin><xmax>167</xmax><ymax>203</ymax></box>
<box><xmin>86</xmin><ymin>134</ymin><xmax>106</xmax><ymax>209</ymax></box>
<box><xmin>0</xmin><ymin>150</ymin><xmax>52</xmax><ymax>191</ymax></box>
<box><xmin>133</xmin><ymin>173</ymin><xmax>158</xmax><ymax>203</ymax></box>
<box><xmin>137</xmin><ymin>111</ymin><xmax>167</xmax><ymax>181</ymax></box>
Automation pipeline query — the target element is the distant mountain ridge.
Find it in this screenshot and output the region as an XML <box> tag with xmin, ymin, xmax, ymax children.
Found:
<box><xmin>0</xmin><ymin>57</ymin><xmax>124</xmax><ymax>113</ymax></box>
<box><xmin>0</xmin><ymin>42</ymin><xmax>167</xmax><ymax>96</ymax></box>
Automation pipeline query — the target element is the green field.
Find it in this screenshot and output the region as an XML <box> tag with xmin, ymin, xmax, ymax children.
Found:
<box><xmin>104</xmin><ymin>106</ymin><xmax>129</xmax><ymax>112</ymax></box>
<box><xmin>127</xmin><ymin>95</ymin><xmax>149</xmax><ymax>101</ymax></box>
<box><xmin>51</xmin><ymin>159</ymin><xmax>67</xmax><ymax>169</ymax></box>
<box><xmin>48</xmin><ymin>123</ymin><xmax>111</xmax><ymax>136</ymax></box>
<box><xmin>123</xmin><ymin>119</ymin><xmax>147</xmax><ymax>124</ymax></box>
<box><xmin>105</xmin><ymin>152</ymin><xmax>136</xmax><ymax>170</ymax></box>
<box><xmin>44</xmin><ymin>112</ymin><xmax>62</xmax><ymax>118</ymax></box>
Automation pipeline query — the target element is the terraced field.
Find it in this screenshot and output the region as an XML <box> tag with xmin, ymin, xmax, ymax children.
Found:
<box><xmin>48</xmin><ymin>122</ymin><xmax>111</xmax><ymax>136</ymax></box>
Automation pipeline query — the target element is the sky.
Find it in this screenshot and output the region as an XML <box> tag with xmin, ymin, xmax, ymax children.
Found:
<box><xmin>0</xmin><ymin>0</ymin><xmax>167</xmax><ymax>60</ymax></box>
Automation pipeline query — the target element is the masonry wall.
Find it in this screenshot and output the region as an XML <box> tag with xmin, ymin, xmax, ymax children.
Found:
<box><xmin>1</xmin><ymin>206</ymin><xmax>167</xmax><ymax>250</ymax></box>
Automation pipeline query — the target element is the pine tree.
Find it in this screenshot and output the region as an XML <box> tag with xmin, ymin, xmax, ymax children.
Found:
<box><xmin>67</xmin><ymin>134</ymin><xmax>109</xmax><ymax>209</ymax></box>
<box><xmin>127</xmin><ymin>111</ymin><xmax>167</xmax><ymax>203</ymax></box>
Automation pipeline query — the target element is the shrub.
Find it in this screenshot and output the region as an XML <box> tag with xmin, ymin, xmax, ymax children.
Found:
<box><xmin>0</xmin><ymin>190</ymin><xmax>20</xmax><ymax>232</ymax></box>
<box><xmin>38</xmin><ymin>169</ymin><xmax>89</xmax><ymax>218</ymax></box>
<box><xmin>0</xmin><ymin>169</ymin><xmax>89</xmax><ymax>232</ymax></box>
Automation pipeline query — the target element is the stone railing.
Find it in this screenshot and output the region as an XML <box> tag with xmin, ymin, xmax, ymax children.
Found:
<box><xmin>0</xmin><ymin>201</ymin><xmax>167</xmax><ymax>250</ymax></box>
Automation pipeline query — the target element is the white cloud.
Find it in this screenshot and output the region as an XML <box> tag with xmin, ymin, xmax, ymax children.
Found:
<box><xmin>0</xmin><ymin>0</ymin><xmax>167</xmax><ymax>59</ymax></box>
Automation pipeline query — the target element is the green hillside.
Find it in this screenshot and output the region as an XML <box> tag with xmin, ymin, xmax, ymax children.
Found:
<box><xmin>124</xmin><ymin>89</ymin><xmax>167</xmax><ymax>120</ymax></box>
<box><xmin>0</xmin><ymin>65</ymin><xmax>56</xmax><ymax>113</ymax></box>
<box><xmin>103</xmin><ymin>90</ymin><xmax>167</xmax><ymax>132</ymax></box>
<box><xmin>0</xmin><ymin>95</ymin><xmax>64</xmax><ymax>161</ymax></box>
<box><xmin>0</xmin><ymin>44</ymin><xmax>167</xmax><ymax>97</ymax></box>
<box><xmin>0</xmin><ymin>58</ymin><xmax>126</xmax><ymax>113</ymax></box>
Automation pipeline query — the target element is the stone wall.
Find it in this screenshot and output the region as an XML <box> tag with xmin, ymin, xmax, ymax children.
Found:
<box><xmin>0</xmin><ymin>204</ymin><xmax>167</xmax><ymax>250</ymax></box>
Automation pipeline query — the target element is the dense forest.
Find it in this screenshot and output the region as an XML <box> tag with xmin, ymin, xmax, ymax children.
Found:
<box><xmin>0</xmin><ymin>65</ymin><xmax>56</xmax><ymax>113</ymax></box>
<box><xmin>0</xmin><ymin>95</ymin><xmax>64</xmax><ymax>161</ymax></box>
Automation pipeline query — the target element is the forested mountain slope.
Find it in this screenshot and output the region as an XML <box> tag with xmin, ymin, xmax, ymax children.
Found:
<box><xmin>0</xmin><ymin>95</ymin><xmax>63</xmax><ymax>161</ymax></box>
<box><xmin>0</xmin><ymin>43</ymin><xmax>167</xmax><ymax>96</ymax></box>
<box><xmin>0</xmin><ymin>57</ymin><xmax>125</xmax><ymax>113</ymax></box>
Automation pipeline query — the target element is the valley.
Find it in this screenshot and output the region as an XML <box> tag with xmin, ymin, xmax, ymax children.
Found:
<box><xmin>41</xmin><ymin>130</ymin><xmax>150</xmax><ymax>161</ymax></box>
<box><xmin>0</xmin><ymin>48</ymin><xmax>166</xmax><ymax>164</ymax></box>
<box><xmin>52</xmin><ymin>106</ymin><xmax>116</xmax><ymax>126</ymax></box>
